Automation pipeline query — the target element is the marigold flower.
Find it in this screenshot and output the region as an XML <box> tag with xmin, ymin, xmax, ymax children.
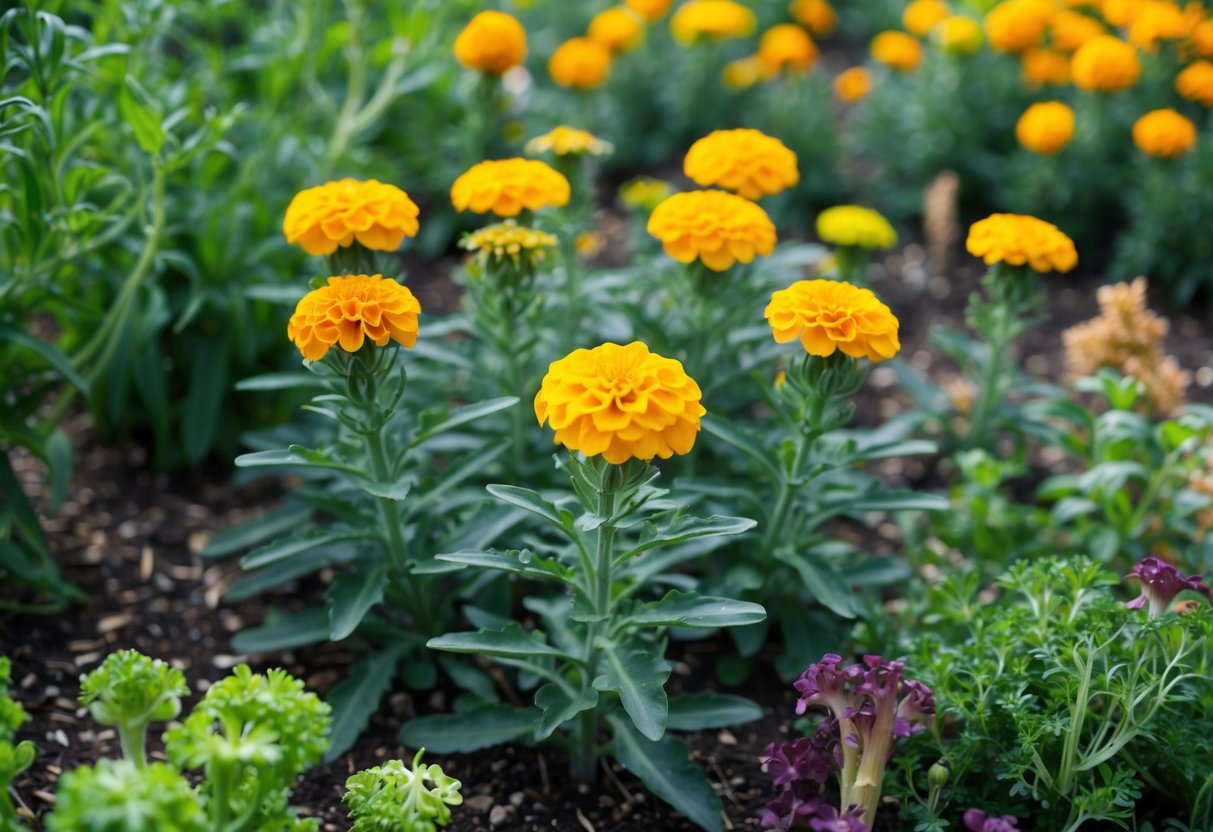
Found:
<box><xmin>588</xmin><ymin>7</ymin><xmax>645</xmax><ymax>53</ymax></box>
<box><xmin>453</xmin><ymin>11</ymin><xmax>527</xmax><ymax>75</ymax></box>
<box><xmin>1190</xmin><ymin>20</ymin><xmax>1213</xmax><ymax>57</ymax></box>
<box><xmin>461</xmin><ymin>220</ymin><xmax>558</xmax><ymax>270</ymax></box>
<box><xmin>1177</xmin><ymin>60</ymin><xmax>1213</xmax><ymax>106</ymax></box>
<box><xmin>1132</xmin><ymin>108</ymin><xmax>1197</xmax><ymax>158</ymax></box>
<box><xmin>670</xmin><ymin>0</ymin><xmax>757</xmax><ymax>45</ymax></box>
<box><xmin>935</xmin><ymin>16</ymin><xmax>985</xmax><ymax>56</ymax></box>
<box><xmin>1050</xmin><ymin>10</ymin><xmax>1105</xmax><ymax>52</ymax></box>
<box><xmin>283</xmin><ymin>179</ymin><xmax>420</xmax><ymax>257</ymax></box>
<box><xmin>618</xmin><ymin>177</ymin><xmax>673</xmax><ymax>212</ymax></box>
<box><xmin>904</xmin><ymin>0</ymin><xmax>950</xmax><ymax>37</ymax></box>
<box><xmin>1016</xmin><ymin>101</ymin><xmax>1075</xmax><ymax>154</ymax></box>
<box><xmin>871</xmin><ymin>31</ymin><xmax>924</xmax><ymax>72</ymax></box>
<box><xmin>287</xmin><ymin>275</ymin><xmax>421</xmax><ymax>361</ymax></box>
<box><xmin>627</xmin><ymin>0</ymin><xmax>674</xmax><ymax>22</ymax></box>
<box><xmin>984</xmin><ymin>0</ymin><xmax>1054</xmax><ymax>53</ymax></box>
<box><xmin>683</xmin><ymin>128</ymin><xmax>800</xmax><ymax>200</ymax></box>
<box><xmin>789</xmin><ymin>0</ymin><xmax>837</xmax><ymax>36</ymax></box>
<box><xmin>549</xmin><ymin>37</ymin><xmax>612</xmax><ymax>89</ymax></box>
<box><xmin>765</xmin><ymin>279</ymin><xmax>901</xmax><ymax>362</ymax></box>
<box><xmin>1071</xmin><ymin>35</ymin><xmax>1140</xmax><ymax>91</ymax></box>
<box><xmin>833</xmin><ymin>66</ymin><xmax>872</xmax><ymax>102</ymax></box>
<box><xmin>965</xmin><ymin>213</ymin><xmax>1077</xmax><ymax>273</ymax></box>
<box><xmin>450</xmin><ymin>158</ymin><xmax>571</xmax><ymax>217</ymax></box>
<box><xmin>1127</xmin><ymin>0</ymin><xmax>1188</xmax><ymax>52</ymax></box>
<box><xmin>1021</xmin><ymin>48</ymin><xmax>1072</xmax><ymax>85</ymax></box>
<box><xmin>722</xmin><ymin>55</ymin><xmax>765</xmax><ymax>88</ymax></box>
<box><xmin>646</xmin><ymin>189</ymin><xmax>777</xmax><ymax>271</ymax></box>
<box><xmin>534</xmin><ymin>341</ymin><xmax>705</xmax><ymax>465</ymax></box>
<box><xmin>525</xmin><ymin>126</ymin><xmax>613</xmax><ymax>156</ymax></box>
<box><xmin>757</xmin><ymin>23</ymin><xmax>819</xmax><ymax>75</ymax></box>
<box><xmin>816</xmin><ymin>205</ymin><xmax>897</xmax><ymax>250</ymax></box>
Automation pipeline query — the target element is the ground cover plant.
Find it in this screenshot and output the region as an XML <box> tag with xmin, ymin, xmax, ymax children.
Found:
<box><xmin>2</xmin><ymin>1</ymin><xmax>1212</xmax><ymax>831</ymax></box>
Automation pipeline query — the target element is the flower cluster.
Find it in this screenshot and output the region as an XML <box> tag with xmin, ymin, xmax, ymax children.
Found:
<box><xmin>283</xmin><ymin>179</ymin><xmax>420</xmax><ymax>257</ymax></box>
<box><xmin>965</xmin><ymin>213</ymin><xmax>1077</xmax><ymax>274</ymax></box>
<box><xmin>526</xmin><ymin>126</ymin><xmax>613</xmax><ymax>157</ymax></box>
<box><xmin>646</xmin><ymin>189</ymin><xmax>776</xmax><ymax>271</ymax></box>
<box><xmin>287</xmin><ymin>275</ymin><xmax>421</xmax><ymax>361</ymax></box>
<box><xmin>453</xmin><ymin>10</ymin><xmax>527</xmax><ymax>75</ymax></box>
<box><xmin>450</xmin><ymin>158</ymin><xmax>571</xmax><ymax>217</ymax></box>
<box><xmin>766</xmin><ymin>280</ymin><xmax>901</xmax><ymax>363</ymax></box>
<box><xmin>1125</xmin><ymin>556</ymin><xmax>1210</xmax><ymax>618</ymax></box>
<box><xmin>815</xmin><ymin>205</ymin><xmax>897</xmax><ymax>251</ymax></box>
<box><xmin>683</xmin><ymin>129</ymin><xmax>799</xmax><ymax>200</ymax></box>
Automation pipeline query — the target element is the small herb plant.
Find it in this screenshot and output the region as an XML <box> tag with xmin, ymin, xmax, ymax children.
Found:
<box><xmin>343</xmin><ymin>749</ymin><xmax>462</xmax><ymax>832</ymax></box>
<box><xmin>0</xmin><ymin>658</ymin><xmax>35</xmax><ymax>828</ymax></box>
<box><xmin>46</xmin><ymin>760</ymin><xmax>208</xmax><ymax>832</ymax></box>
<box><xmin>79</xmin><ymin>650</ymin><xmax>188</xmax><ymax>767</ymax></box>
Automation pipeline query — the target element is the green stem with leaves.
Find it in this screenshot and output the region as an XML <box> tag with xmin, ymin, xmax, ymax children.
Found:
<box><xmin>762</xmin><ymin>393</ymin><xmax>823</xmax><ymax>555</ymax></box>
<box><xmin>964</xmin><ymin>300</ymin><xmax>1013</xmax><ymax>448</ymax></box>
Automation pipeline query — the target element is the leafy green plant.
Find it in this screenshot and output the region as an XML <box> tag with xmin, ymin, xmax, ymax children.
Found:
<box><xmin>0</xmin><ymin>658</ymin><xmax>35</xmax><ymax>829</ymax></box>
<box><xmin>343</xmin><ymin>750</ymin><xmax>462</xmax><ymax>832</ymax></box>
<box><xmin>78</xmin><ymin>650</ymin><xmax>188</xmax><ymax>767</ymax></box>
<box><xmin>45</xmin><ymin>760</ymin><xmax>207</xmax><ymax>832</ymax></box>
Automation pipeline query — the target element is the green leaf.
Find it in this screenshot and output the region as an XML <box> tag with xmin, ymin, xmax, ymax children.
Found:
<box><xmin>44</xmin><ymin>428</ymin><xmax>72</xmax><ymax>513</ymax></box>
<box><xmin>666</xmin><ymin>692</ymin><xmax>763</xmax><ymax>731</ymax></box>
<box><xmin>593</xmin><ymin>642</ymin><xmax>670</xmax><ymax>742</ymax></box>
<box><xmin>628</xmin><ymin>591</ymin><xmax>766</xmax><ymax>629</ymax></box>
<box><xmin>328</xmin><ymin>566</ymin><xmax>388</xmax><ymax>640</ymax></box>
<box><xmin>234</xmin><ymin>447</ymin><xmax>367</xmax><ymax>479</ymax></box>
<box><xmin>360</xmin><ymin>479</ymin><xmax>411</xmax><ymax>501</ymax></box>
<box><xmin>701</xmin><ymin>415</ymin><xmax>781</xmax><ymax>481</ymax></box>
<box><xmin>534</xmin><ymin>684</ymin><xmax>598</xmax><ymax>740</ymax></box>
<box><xmin>839</xmin><ymin>491</ymin><xmax>950</xmax><ymax>513</ymax></box>
<box><xmin>609</xmin><ymin>714</ymin><xmax>724</xmax><ymax>832</ymax></box>
<box><xmin>224</xmin><ymin>548</ymin><xmax>332</xmax><ymax>601</ymax></box>
<box><xmin>235</xmin><ymin>372</ymin><xmax>326</xmax><ymax>391</ymax></box>
<box><xmin>181</xmin><ymin>343</ymin><xmax>227</xmax><ymax>465</ymax></box>
<box><xmin>324</xmin><ymin>646</ymin><xmax>404</xmax><ymax>762</ymax></box>
<box><xmin>240</xmin><ymin>528</ymin><xmax>368</xmax><ymax>570</ymax></box>
<box><xmin>485</xmin><ymin>484</ymin><xmax>569</xmax><ymax>530</ymax></box>
<box><xmin>116</xmin><ymin>77</ymin><xmax>165</xmax><ymax>155</ymax></box>
<box><xmin>428</xmin><ymin>623</ymin><xmax>578</xmax><ymax>663</ymax></box>
<box><xmin>435</xmin><ymin>548</ymin><xmax>572</xmax><ymax>583</ymax></box>
<box><xmin>400</xmin><ymin>705</ymin><xmax>539</xmax><ymax>753</ymax></box>
<box><xmin>201</xmin><ymin>505</ymin><xmax>313</xmax><ymax>559</ymax></box>
<box><xmin>231</xmin><ymin>608</ymin><xmax>330</xmax><ymax>654</ymax></box>
<box><xmin>0</xmin><ymin>323</ymin><xmax>89</xmax><ymax>394</ymax></box>
<box><xmin>775</xmin><ymin>551</ymin><xmax>856</xmax><ymax>618</ymax></box>
<box><xmin>618</xmin><ymin>515</ymin><xmax>756</xmax><ymax>563</ymax></box>
<box><xmin>410</xmin><ymin>397</ymin><xmax>519</xmax><ymax>448</ymax></box>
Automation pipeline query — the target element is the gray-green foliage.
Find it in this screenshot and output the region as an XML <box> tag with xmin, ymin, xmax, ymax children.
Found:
<box><xmin>343</xmin><ymin>750</ymin><xmax>462</xmax><ymax>832</ymax></box>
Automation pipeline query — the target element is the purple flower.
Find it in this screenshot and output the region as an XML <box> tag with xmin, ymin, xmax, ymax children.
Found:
<box><xmin>807</xmin><ymin>804</ymin><xmax>869</xmax><ymax>832</ymax></box>
<box><xmin>794</xmin><ymin>654</ymin><xmax>861</xmax><ymax>718</ymax></box>
<box><xmin>963</xmin><ymin>809</ymin><xmax>1020</xmax><ymax>832</ymax></box>
<box><xmin>762</xmin><ymin>782</ymin><xmax>824</xmax><ymax>830</ymax></box>
<box><xmin>1125</xmin><ymin>557</ymin><xmax>1210</xmax><ymax>617</ymax></box>
<box><xmin>764</xmin><ymin>737</ymin><xmax>831</xmax><ymax>788</ymax></box>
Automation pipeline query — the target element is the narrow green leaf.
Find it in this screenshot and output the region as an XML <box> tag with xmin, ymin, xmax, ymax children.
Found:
<box><xmin>360</xmin><ymin>479</ymin><xmax>411</xmax><ymax>501</ymax></box>
<box><xmin>201</xmin><ymin>505</ymin><xmax>313</xmax><ymax>559</ymax></box>
<box><xmin>629</xmin><ymin>591</ymin><xmax>766</xmax><ymax>629</ymax></box>
<box><xmin>435</xmin><ymin>549</ymin><xmax>572</xmax><ymax>583</ymax></box>
<box><xmin>666</xmin><ymin>692</ymin><xmax>764</xmax><ymax>731</ymax></box>
<box><xmin>485</xmin><ymin>484</ymin><xmax>566</xmax><ymax>528</ymax></box>
<box><xmin>324</xmin><ymin>646</ymin><xmax>404</xmax><ymax>761</ymax></box>
<box><xmin>400</xmin><ymin>705</ymin><xmax>539</xmax><ymax>753</ymax></box>
<box><xmin>328</xmin><ymin>566</ymin><xmax>388</xmax><ymax>641</ymax></box>
<box><xmin>776</xmin><ymin>551</ymin><xmax>856</xmax><ymax>618</ymax></box>
<box><xmin>240</xmin><ymin>528</ymin><xmax>367</xmax><ymax>570</ymax></box>
<box><xmin>609</xmin><ymin>715</ymin><xmax>724</xmax><ymax>832</ymax></box>
<box><xmin>181</xmin><ymin>344</ymin><xmax>227</xmax><ymax>465</ymax></box>
<box><xmin>44</xmin><ymin>429</ymin><xmax>72</xmax><ymax>513</ymax></box>
<box><xmin>116</xmin><ymin>77</ymin><xmax>164</xmax><ymax>155</ymax></box>
<box><xmin>618</xmin><ymin>515</ymin><xmax>756</xmax><ymax>563</ymax></box>
<box><xmin>235</xmin><ymin>372</ymin><xmax>326</xmax><ymax>391</ymax></box>
<box><xmin>701</xmin><ymin>415</ymin><xmax>781</xmax><ymax>481</ymax></box>
<box><xmin>410</xmin><ymin>397</ymin><xmax>519</xmax><ymax>447</ymax></box>
<box><xmin>428</xmin><ymin>624</ymin><xmax>577</xmax><ymax>663</ymax></box>
<box><xmin>231</xmin><ymin>608</ymin><xmax>330</xmax><ymax>654</ymax></box>
<box><xmin>0</xmin><ymin>323</ymin><xmax>89</xmax><ymax>394</ymax></box>
<box><xmin>593</xmin><ymin>642</ymin><xmax>670</xmax><ymax>742</ymax></box>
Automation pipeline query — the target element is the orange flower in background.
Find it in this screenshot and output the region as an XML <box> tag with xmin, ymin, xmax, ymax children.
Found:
<box><xmin>284</xmin><ymin>179</ymin><xmax>420</xmax><ymax>256</ymax></box>
<box><xmin>758</xmin><ymin>23</ymin><xmax>819</xmax><ymax>75</ymax></box>
<box><xmin>453</xmin><ymin>11</ymin><xmax>527</xmax><ymax>75</ymax></box>
<box><xmin>1127</xmin><ymin>1</ymin><xmax>1189</xmax><ymax>52</ymax></box>
<box><xmin>1177</xmin><ymin>60</ymin><xmax>1213</xmax><ymax>105</ymax></box>
<box><xmin>683</xmin><ymin>128</ymin><xmax>800</xmax><ymax>200</ymax></box>
<box><xmin>1100</xmin><ymin>0</ymin><xmax>1134</xmax><ymax>27</ymax></box>
<box><xmin>935</xmin><ymin>16</ymin><xmax>985</xmax><ymax>55</ymax></box>
<box><xmin>904</xmin><ymin>0</ymin><xmax>950</xmax><ymax>37</ymax></box>
<box><xmin>1022</xmin><ymin>49</ymin><xmax>1072</xmax><ymax>85</ymax></box>
<box><xmin>834</xmin><ymin>66</ymin><xmax>872</xmax><ymax>102</ymax></box>
<box><xmin>589</xmin><ymin>7</ymin><xmax>645</xmax><ymax>53</ymax></box>
<box><xmin>534</xmin><ymin>341</ymin><xmax>705</xmax><ymax>464</ymax></box>
<box><xmin>627</xmin><ymin>0</ymin><xmax>674</xmax><ymax>23</ymax></box>
<box><xmin>870</xmin><ymin>31</ymin><xmax>924</xmax><ymax>72</ymax></box>
<box><xmin>984</xmin><ymin>0</ymin><xmax>1054</xmax><ymax>53</ymax></box>
<box><xmin>670</xmin><ymin>0</ymin><xmax>757</xmax><ymax>45</ymax></box>
<box><xmin>1190</xmin><ymin>20</ymin><xmax>1213</xmax><ymax>57</ymax></box>
<box><xmin>549</xmin><ymin>37</ymin><xmax>612</xmax><ymax>89</ymax></box>
<box><xmin>647</xmin><ymin>190</ymin><xmax>777</xmax><ymax>271</ymax></box>
<box><xmin>723</xmin><ymin>55</ymin><xmax>765</xmax><ymax>88</ymax></box>
<box><xmin>1050</xmin><ymin>10</ymin><xmax>1105</xmax><ymax>51</ymax></box>
<box><xmin>1132</xmin><ymin>109</ymin><xmax>1197</xmax><ymax>158</ymax></box>
<box><xmin>526</xmin><ymin>126</ymin><xmax>613</xmax><ymax>157</ymax></box>
<box><xmin>1016</xmin><ymin>101</ymin><xmax>1076</xmax><ymax>154</ymax></box>
<box><xmin>765</xmin><ymin>279</ymin><xmax>901</xmax><ymax>362</ymax></box>
<box><xmin>789</xmin><ymin>0</ymin><xmax>837</xmax><ymax>36</ymax></box>
<box><xmin>966</xmin><ymin>213</ymin><xmax>1078</xmax><ymax>273</ymax></box>
<box><xmin>287</xmin><ymin>275</ymin><xmax>421</xmax><ymax>361</ymax></box>
<box><xmin>450</xmin><ymin>158</ymin><xmax>571</xmax><ymax>217</ymax></box>
<box><xmin>1071</xmin><ymin>35</ymin><xmax>1140</xmax><ymax>91</ymax></box>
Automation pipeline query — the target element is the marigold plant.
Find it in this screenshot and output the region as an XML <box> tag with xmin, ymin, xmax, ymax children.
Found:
<box><xmin>1176</xmin><ymin>60</ymin><xmax>1213</xmax><ymax>106</ymax></box>
<box><xmin>1071</xmin><ymin>35</ymin><xmax>1141</xmax><ymax>91</ymax></box>
<box><xmin>461</xmin><ymin>220</ymin><xmax>558</xmax><ymax>271</ymax></box>
<box><xmin>588</xmin><ymin>6</ymin><xmax>645</xmax><ymax>53</ymax></box>
<box><xmin>453</xmin><ymin>10</ymin><xmax>527</xmax><ymax>75</ymax></box>
<box><xmin>525</xmin><ymin>126</ymin><xmax>613</xmax><ymax>157</ymax></box>
<box><xmin>936</xmin><ymin>16</ymin><xmax>985</xmax><ymax>56</ymax></box>
<box><xmin>984</xmin><ymin>0</ymin><xmax>1054</xmax><ymax>53</ymax></box>
<box><xmin>682</xmin><ymin>128</ymin><xmax>800</xmax><ymax>200</ymax></box>
<box><xmin>549</xmin><ymin>37</ymin><xmax>612</xmax><ymax>90</ymax></box>
<box><xmin>815</xmin><ymin>205</ymin><xmax>897</xmax><ymax>251</ymax></box>
<box><xmin>723</xmin><ymin>56</ymin><xmax>764</xmax><ymax>89</ymax></box>
<box><xmin>670</xmin><ymin>0</ymin><xmax>757</xmax><ymax>45</ymax></box>
<box><xmin>834</xmin><ymin>66</ymin><xmax>872</xmax><ymax>102</ymax></box>
<box><xmin>870</xmin><ymin>31</ymin><xmax>924</xmax><ymax>73</ymax></box>
<box><xmin>1016</xmin><ymin>101</ymin><xmax>1076</xmax><ymax>154</ymax></box>
<box><xmin>646</xmin><ymin>189</ymin><xmax>777</xmax><ymax>271</ymax></box>
<box><xmin>757</xmin><ymin>24</ymin><xmax>818</xmax><ymax>76</ymax></box>
<box><xmin>1050</xmin><ymin>9</ymin><xmax>1106</xmax><ymax>52</ymax></box>
<box><xmin>450</xmin><ymin>158</ymin><xmax>571</xmax><ymax>217</ymax></box>
<box><xmin>1021</xmin><ymin>48</ymin><xmax>1072</xmax><ymax>85</ymax></box>
<box><xmin>790</xmin><ymin>0</ymin><xmax>837</xmax><ymax>37</ymax></box>
<box><xmin>965</xmin><ymin>213</ymin><xmax>1078</xmax><ymax>273</ymax></box>
<box><xmin>904</xmin><ymin>0</ymin><xmax>950</xmax><ymax>37</ymax></box>
<box><xmin>283</xmin><ymin>179</ymin><xmax>420</xmax><ymax>257</ymax></box>
<box><xmin>287</xmin><ymin>274</ymin><xmax>421</xmax><ymax>361</ymax></box>
<box><xmin>765</xmin><ymin>279</ymin><xmax>901</xmax><ymax>362</ymax></box>
<box><xmin>1132</xmin><ymin>108</ymin><xmax>1197</xmax><ymax>158</ymax></box>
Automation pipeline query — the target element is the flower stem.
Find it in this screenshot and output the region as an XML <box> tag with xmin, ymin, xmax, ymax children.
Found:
<box><xmin>762</xmin><ymin>392</ymin><xmax>822</xmax><ymax>555</ymax></box>
<box><xmin>118</xmin><ymin>721</ymin><xmax>147</xmax><ymax>768</ymax></box>
<box><xmin>965</xmin><ymin>300</ymin><xmax>1012</xmax><ymax>448</ymax></box>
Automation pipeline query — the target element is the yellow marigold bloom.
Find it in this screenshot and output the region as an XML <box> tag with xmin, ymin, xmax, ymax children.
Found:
<box><xmin>1071</xmin><ymin>35</ymin><xmax>1140</xmax><ymax>91</ymax></box>
<box><xmin>966</xmin><ymin>213</ymin><xmax>1078</xmax><ymax>273</ymax></box>
<box><xmin>1132</xmin><ymin>109</ymin><xmax>1198</xmax><ymax>158</ymax></box>
<box><xmin>1177</xmin><ymin>60</ymin><xmax>1213</xmax><ymax>106</ymax></box>
<box><xmin>683</xmin><ymin>129</ymin><xmax>800</xmax><ymax>200</ymax></box>
<box><xmin>589</xmin><ymin>7</ymin><xmax>645</xmax><ymax>53</ymax></box>
<box><xmin>815</xmin><ymin>205</ymin><xmax>897</xmax><ymax>250</ymax></box>
<box><xmin>789</xmin><ymin>0</ymin><xmax>837</xmax><ymax>36</ymax></box>
<box><xmin>1100</xmin><ymin>0</ymin><xmax>1133</xmax><ymax>27</ymax></box>
<box><xmin>287</xmin><ymin>274</ymin><xmax>421</xmax><ymax>361</ymax></box>
<box><xmin>1127</xmin><ymin>1</ymin><xmax>1188</xmax><ymax>52</ymax></box>
<box><xmin>646</xmin><ymin>189</ymin><xmax>777</xmax><ymax>271</ymax></box>
<box><xmin>453</xmin><ymin>11</ymin><xmax>527</xmax><ymax>75</ymax></box>
<box><xmin>765</xmin><ymin>279</ymin><xmax>901</xmax><ymax>362</ymax></box>
<box><xmin>534</xmin><ymin>341</ymin><xmax>705</xmax><ymax>464</ymax></box>
<box><xmin>1190</xmin><ymin>20</ymin><xmax>1213</xmax><ymax>57</ymax></box>
<box><xmin>984</xmin><ymin>0</ymin><xmax>1054</xmax><ymax>53</ymax></box>
<box><xmin>450</xmin><ymin>158</ymin><xmax>571</xmax><ymax>217</ymax></box>
<box><xmin>904</xmin><ymin>0</ymin><xmax>950</xmax><ymax>37</ymax></box>
<box><xmin>935</xmin><ymin>16</ymin><xmax>985</xmax><ymax>55</ymax></box>
<box><xmin>461</xmin><ymin>220</ymin><xmax>558</xmax><ymax>268</ymax></box>
<box><xmin>670</xmin><ymin>0</ymin><xmax>757</xmax><ymax>45</ymax></box>
<box><xmin>1016</xmin><ymin>101</ymin><xmax>1076</xmax><ymax>154</ymax></box>
<box><xmin>618</xmin><ymin>177</ymin><xmax>673</xmax><ymax>212</ymax></box>
<box><xmin>283</xmin><ymin>179</ymin><xmax>420</xmax><ymax>257</ymax></box>
<box><xmin>758</xmin><ymin>23</ymin><xmax>819</xmax><ymax>75</ymax></box>
<box><xmin>526</xmin><ymin>126</ymin><xmax>613</xmax><ymax>156</ymax></box>
<box><xmin>723</xmin><ymin>55</ymin><xmax>765</xmax><ymax>88</ymax></box>
<box><xmin>627</xmin><ymin>0</ymin><xmax>674</xmax><ymax>23</ymax></box>
<box><xmin>833</xmin><ymin>66</ymin><xmax>872</xmax><ymax>102</ymax></box>
<box><xmin>1022</xmin><ymin>48</ymin><xmax>1072</xmax><ymax>85</ymax></box>
<box><xmin>549</xmin><ymin>37</ymin><xmax>612</xmax><ymax>90</ymax></box>
<box><xmin>1050</xmin><ymin>10</ymin><xmax>1105</xmax><ymax>52</ymax></box>
<box><xmin>870</xmin><ymin>31</ymin><xmax>924</xmax><ymax>72</ymax></box>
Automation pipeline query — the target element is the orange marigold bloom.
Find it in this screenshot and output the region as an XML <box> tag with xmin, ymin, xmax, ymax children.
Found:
<box><xmin>966</xmin><ymin>213</ymin><xmax>1078</xmax><ymax>273</ymax></box>
<box><xmin>1022</xmin><ymin>49</ymin><xmax>1072</xmax><ymax>85</ymax></box>
<box><xmin>534</xmin><ymin>341</ymin><xmax>705</xmax><ymax>464</ymax></box>
<box><xmin>287</xmin><ymin>275</ymin><xmax>421</xmax><ymax>361</ymax></box>
<box><xmin>1132</xmin><ymin>109</ymin><xmax>1198</xmax><ymax>158</ymax></box>
<box><xmin>1071</xmin><ymin>35</ymin><xmax>1140</xmax><ymax>91</ymax></box>
<box><xmin>627</xmin><ymin>0</ymin><xmax>674</xmax><ymax>22</ymax></box>
<box><xmin>870</xmin><ymin>31</ymin><xmax>924</xmax><ymax>72</ymax></box>
<box><xmin>1016</xmin><ymin>101</ymin><xmax>1076</xmax><ymax>154</ymax></box>
<box><xmin>723</xmin><ymin>55</ymin><xmax>765</xmax><ymax>88</ymax></box>
<box><xmin>450</xmin><ymin>158</ymin><xmax>571</xmax><ymax>217</ymax></box>
<box><xmin>1127</xmin><ymin>1</ymin><xmax>1188</xmax><ymax>52</ymax></box>
<box><xmin>904</xmin><ymin>0</ymin><xmax>950</xmax><ymax>37</ymax></box>
<box><xmin>765</xmin><ymin>279</ymin><xmax>901</xmax><ymax>362</ymax></box>
<box><xmin>453</xmin><ymin>11</ymin><xmax>527</xmax><ymax>75</ymax></box>
<box><xmin>1190</xmin><ymin>20</ymin><xmax>1213</xmax><ymax>57</ymax></box>
<box><xmin>834</xmin><ymin>66</ymin><xmax>872</xmax><ymax>101</ymax></box>
<box><xmin>936</xmin><ymin>16</ymin><xmax>985</xmax><ymax>55</ymax></box>
<box><xmin>283</xmin><ymin>179</ymin><xmax>420</xmax><ymax>257</ymax></box>
<box><xmin>984</xmin><ymin>0</ymin><xmax>1054</xmax><ymax>53</ymax></box>
<box><xmin>683</xmin><ymin>128</ymin><xmax>800</xmax><ymax>200</ymax></box>
<box><xmin>589</xmin><ymin>7</ymin><xmax>645</xmax><ymax>53</ymax></box>
<box><xmin>549</xmin><ymin>37</ymin><xmax>612</xmax><ymax>89</ymax></box>
<box><xmin>647</xmin><ymin>190</ymin><xmax>777</xmax><ymax>271</ymax></box>
<box><xmin>670</xmin><ymin>0</ymin><xmax>757</xmax><ymax>45</ymax></box>
<box><xmin>1176</xmin><ymin>60</ymin><xmax>1213</xmax><ymax>105</ymax></box>
<box><xmin>758</xmin><ymin>23</ymin><xmax>819</xmax><ymax>75</ymax></box>
<box><xmin>789</xmin><ymin>0</ymin><xmax>837</xmax><ymax>36</ymax></box>
<box><xmin>1050</xmin><ymin>10</ymin><xmax>1105</xmax><ymax>52</ymax></box>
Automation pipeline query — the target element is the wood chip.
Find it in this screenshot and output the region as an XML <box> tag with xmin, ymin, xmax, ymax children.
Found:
<box><xmin>97</xmin><ymin>613</ymin><xmax>133</xmax><ymax>634</ymax></box>
<box><xmin>140</xmin><ymin>546</ymin><xmax>154</xmax><ymax>580</ymax></box>
<box><xmin>575</xmin><ymin>808</ymin><xmax>596</xmax><ymax>832</ymax></box>
<box><xmin>32</xmin><ymin>791</ymin><xmax>55</xmax><ymax>806</ymax></box>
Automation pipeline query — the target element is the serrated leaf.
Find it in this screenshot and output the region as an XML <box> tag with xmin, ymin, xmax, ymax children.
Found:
<box><xmin>593</xmin><ymin>642</ymin><xmax>670</xmax><ymax>741</ymax></box>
